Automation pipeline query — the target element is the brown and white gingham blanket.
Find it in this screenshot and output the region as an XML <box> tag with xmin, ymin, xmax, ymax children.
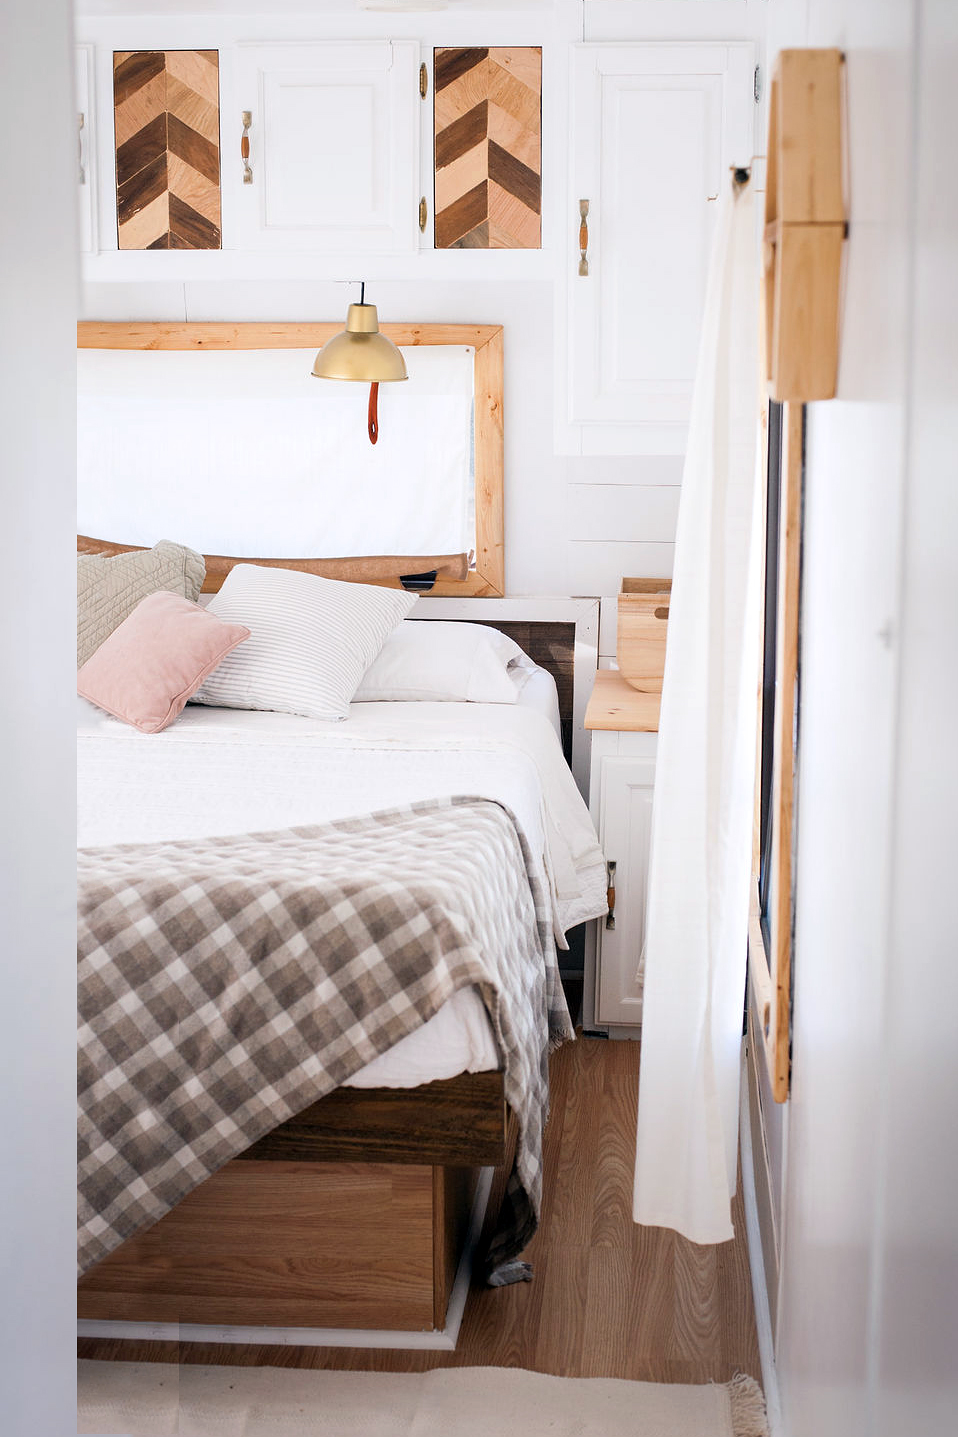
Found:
<box><xmin>78</xmin><ymin>795</ymin><xmax>574</xmax><ymax>1281</ymax></box>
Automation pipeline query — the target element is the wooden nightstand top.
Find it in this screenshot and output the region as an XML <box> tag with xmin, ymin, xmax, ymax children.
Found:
<box><xmin>585</xmin><ymin>669</ymin><xmax>660</xmax><ymax>733</ymax></box>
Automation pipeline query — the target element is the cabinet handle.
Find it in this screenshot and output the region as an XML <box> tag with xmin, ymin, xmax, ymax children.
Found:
<box><xmin>578</xmin><ymin>199</ymin><xmax>590</xmax><ymax>276</ymax></box>
<box><xmin>78</xmin><ymin>113</ymin><xmax>86</xmax><ymax>186</ymax></box>
<box><xmin>241</xmin><ymin>111</ymin><xmax>253</xmax><ymax>185</ymax></box>
<box><xmin>605</xmin><ymin>859</ymin><xmax>616</xmax><ymax>930</ymax></box>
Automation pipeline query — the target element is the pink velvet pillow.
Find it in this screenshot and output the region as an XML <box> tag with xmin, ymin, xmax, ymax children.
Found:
<box><xmin>77</xmin><ymin>590</ymin><xmax>250</xmax><ymax>734</ymax></box>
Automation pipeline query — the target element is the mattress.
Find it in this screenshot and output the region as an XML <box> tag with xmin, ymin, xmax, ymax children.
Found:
<box><xmin>510</xmin><ymin>662</ymin><xmax>563</xmax><ymax>741</ymax></box>
<box><xmin>77</xmin><ymin>673</ymin><xmax>603</xmax><ymax>1091</ymax></box>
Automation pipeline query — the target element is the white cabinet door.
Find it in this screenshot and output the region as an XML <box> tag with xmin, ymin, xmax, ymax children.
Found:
<box><xmin>76</xmin><ymin>44</ymin><xmax>97</xmax><ymax>254</ymax></box>
<box><xmin>592</xmin><ymin>737</ymin><xmax>657</xmax><ymax>1027</ymax></box>
<box><xmin>564</xmin><ymin>43</ymin><xmax>753</xmax><ymax>455</ymax></box>
<box><xmin>229</xmin><ymin>42</ymin><xmax>420</xmax><ymax>253</ymax></box>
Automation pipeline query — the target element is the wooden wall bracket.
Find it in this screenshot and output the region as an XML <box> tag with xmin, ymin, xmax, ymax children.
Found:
<box><xmin>763</xmin><ymin>50</ymin><xmax>845</xmax><ymax>401</ymax></box>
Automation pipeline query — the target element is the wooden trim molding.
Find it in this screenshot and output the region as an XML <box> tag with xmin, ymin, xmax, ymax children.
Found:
<box><xmin>76</xmin><ymin>320</ymin><xmax>505</xmax><ymax>598</ymax></box>
<box><xmin>768</xmin><ymin>402</ymin><xmax>802</xmax><ymax>1100</ymax></box>
<box><xmin>749</xmin><ymin>400</ymin><xmax>802</xmax><ymax>1103</ymax></box>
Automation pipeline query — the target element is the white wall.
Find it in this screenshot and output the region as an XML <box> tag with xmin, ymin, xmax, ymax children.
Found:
<box><xmin>0</xmin><ymin>3</ymin><xmax>78</xmax><ymax>1435</ymax></box>
<box><xmin>74</xmin><ymin>0</ymin><xmax>765</xmax><ymax>599</ymax></box>
<box><xmin>760</xmin><ymin>2</ymin><xmax>958</xmax><ymax>1434</ymax></box>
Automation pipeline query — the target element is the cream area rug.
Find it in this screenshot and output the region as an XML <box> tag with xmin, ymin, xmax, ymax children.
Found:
<box><xmin>78</xmin><ymin>1362</ymin><xmax>769</xmax><ymax>1437</ymax></box>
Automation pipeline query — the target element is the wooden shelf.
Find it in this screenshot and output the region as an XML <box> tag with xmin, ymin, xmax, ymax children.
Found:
<box><xmin>585</xmin><ymin>670</ymin><xmax>660</xmax><ymax>733</ymax></box>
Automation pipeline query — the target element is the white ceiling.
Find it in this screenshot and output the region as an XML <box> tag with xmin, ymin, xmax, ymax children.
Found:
<box><xmin>74</xmin><ymin>0</ymin><xmax>558</xmax><ymax>15</ymax></box>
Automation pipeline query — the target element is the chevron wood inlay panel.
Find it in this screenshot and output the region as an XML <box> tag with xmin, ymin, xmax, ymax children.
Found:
<box><xmin>114</xmin><ymin>51</ymin><xmax>221</xmax><ymax>250</ymax></box>
<box><xmin>434</xmin><ymin>47</ymin><xmax>541</xmax><ymax>249</ymax></box>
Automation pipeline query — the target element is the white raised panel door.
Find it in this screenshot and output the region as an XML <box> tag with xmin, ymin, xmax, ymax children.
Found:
<box><xmin>566</xmin><ymin>43</ymin><xmax>753</xmax><ymax>454</ymax></box>
<box><xmin>231</xmin><ymin>42</ymin><xmax>419</xmax><ymax>253</ymax></box>
<box><xmin>595</xmin><ymin>742</ymin><xmax>657</xmax><ymax>1026</ymax></box>
<box><xmin>76</xmin><ymin>45</ymin><xmax>96</xmax><ymax>254</ymax></box>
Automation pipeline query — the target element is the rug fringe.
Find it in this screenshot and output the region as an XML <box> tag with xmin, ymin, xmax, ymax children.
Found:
<box><xmin>727</xmin><ymin>1372</ymin><xmax>770</xmax><ymax>1437</ymax></box>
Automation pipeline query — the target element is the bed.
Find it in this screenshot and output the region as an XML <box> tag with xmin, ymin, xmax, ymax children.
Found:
<box><xmin>75</xmin><ymin>322</ymin><xmax>607</xmax><ymax>1349</ymax></box>
<box><xmin>77</xmin><ymin>668</ymin><xmax>604</xmax><ymax>1339</ymax></box>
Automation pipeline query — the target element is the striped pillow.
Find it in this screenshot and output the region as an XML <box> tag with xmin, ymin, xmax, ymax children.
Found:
<box><xmin>191</xmin><ymin>565</ymin><xmax>418</xmax><ymax>721</ymax></box>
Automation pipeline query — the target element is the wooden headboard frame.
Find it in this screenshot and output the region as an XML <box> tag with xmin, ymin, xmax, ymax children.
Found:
<box><xmin>76</xmin><ymin>321</ymin><xmax>505</xmax><ymax>598</ymax></box>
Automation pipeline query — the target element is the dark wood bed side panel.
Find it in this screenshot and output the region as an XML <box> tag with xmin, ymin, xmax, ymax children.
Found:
<box><xmin>243</xmin><ymin>1070</ymin><xmax>506</xmax><ymax>1167</ymax></box>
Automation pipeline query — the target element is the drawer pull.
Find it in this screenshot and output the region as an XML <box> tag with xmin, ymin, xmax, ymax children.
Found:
<box><xmin>578</xmin><ymin>199</ymin><xmax>590</xmax><ymax>276</ymax></box>
<box><xmin>606</xmin><ymin>859</ymin><xmax>616</xmax><ymax>930</ymax></box>
<box><xmin>241</xmin><ymin>111</ymin><xmax>253</xmax><ymax>185</ymax></box>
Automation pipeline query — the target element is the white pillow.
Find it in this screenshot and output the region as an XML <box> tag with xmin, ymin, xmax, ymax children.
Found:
<box><xmin>353</xmin><ymin>620</ymin><xmax>527</xmax><ymax>704</ymax></box>
<box><xmin>191</xmin><ymin>564</ymin><xmax>417</xmax><ymax>721</ymax></box>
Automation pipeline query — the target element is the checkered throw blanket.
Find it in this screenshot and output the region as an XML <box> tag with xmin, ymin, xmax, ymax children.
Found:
<box><xmin>78</xmin><ymin>796</ymin><xmax>574</xmax><ymax>1280</ymax></box>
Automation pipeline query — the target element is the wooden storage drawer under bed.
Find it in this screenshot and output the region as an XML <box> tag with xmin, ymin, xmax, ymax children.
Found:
<box><xmin>77</xmin><ymin>1070</ymin><xmax>513</xmax><ymax>1334</ymax></box>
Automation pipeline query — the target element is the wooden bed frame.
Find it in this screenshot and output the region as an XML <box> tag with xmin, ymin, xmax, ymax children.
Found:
<box><xmin>76</xmin><ymin>322</ymin><xmax>582</xmax><ymax>1352</ymax></box>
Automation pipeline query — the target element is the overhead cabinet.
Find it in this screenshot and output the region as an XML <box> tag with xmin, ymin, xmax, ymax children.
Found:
<box><xmin>563</xmin><ymin>43</ymin><xmax>754</xmax><ymax>455</ymax></box>
<box><xmin>227</xmin><ymin>41</ymin><xmax>421</xmax><ymax>254</ymax></box>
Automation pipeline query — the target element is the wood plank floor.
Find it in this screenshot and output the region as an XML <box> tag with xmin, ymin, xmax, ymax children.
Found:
<box><xmin>78</xmin><ymin>1034</ymin><xmax>761</xmax><ymax>1383</ymax></box>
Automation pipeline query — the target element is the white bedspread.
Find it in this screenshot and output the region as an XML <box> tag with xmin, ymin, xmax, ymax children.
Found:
<box><xmin>77</xmin><ymin>696</ymin><xmax>605</xmax><ymax>1089</ymax></box>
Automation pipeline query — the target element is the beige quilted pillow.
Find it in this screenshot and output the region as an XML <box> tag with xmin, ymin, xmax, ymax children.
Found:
<box><xmin>77</xmin><ymin>541</ymin><xmax>206</xmax><ymax>668</ymax></box>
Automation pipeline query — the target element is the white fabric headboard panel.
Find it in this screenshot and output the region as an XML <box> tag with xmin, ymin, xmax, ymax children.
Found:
<box><xmin>78</xmin><ymin>345</ymin><xmax>475</xmax><ymax>558</ymax></box>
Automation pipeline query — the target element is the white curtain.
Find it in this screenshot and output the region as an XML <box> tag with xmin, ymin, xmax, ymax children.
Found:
<box><xmin>633</xmin><ymin>178</ymin><xmax>762</xmax><ymax>1244</ymax></box>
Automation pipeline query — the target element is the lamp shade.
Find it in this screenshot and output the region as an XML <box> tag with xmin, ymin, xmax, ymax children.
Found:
<box><xmin>311</xmin><ymin>304</ymin><xmax>408</xmax><ymax>383</ymax></box>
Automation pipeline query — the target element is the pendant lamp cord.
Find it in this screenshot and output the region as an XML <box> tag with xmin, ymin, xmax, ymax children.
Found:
<box><xmin>367</xmin><ymin>381</ymin><xmax>379</xmax><ymax>444</ymax></box>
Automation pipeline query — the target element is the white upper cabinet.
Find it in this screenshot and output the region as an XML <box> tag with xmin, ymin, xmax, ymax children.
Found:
<box><xmin>561</xmin><ymin>43</ymin><xmax>754</xmax><ymax>455</ymax></box>
<box><xmin>227</xmin><ymin>42</ymin><xmax>421</xmax><ymax>254</ymax></box>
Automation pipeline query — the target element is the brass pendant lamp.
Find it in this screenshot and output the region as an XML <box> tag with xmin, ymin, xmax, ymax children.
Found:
<box><xmin>311</xmin><ymin>283</ymin><xmax>408</xmax><ymax>444</ymax></box>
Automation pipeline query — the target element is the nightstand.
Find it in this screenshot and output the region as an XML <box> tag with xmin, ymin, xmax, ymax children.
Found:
<box><xmin>584</xmin><ymin>671</ymin><xmax>659</xmax><ymax>1035</ymax></box>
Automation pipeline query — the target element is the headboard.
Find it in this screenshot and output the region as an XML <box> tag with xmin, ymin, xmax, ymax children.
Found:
<box><xmin>77</xmin><ymin>321</ymin><xmax>504</xmax><ymax>597</ymax></box>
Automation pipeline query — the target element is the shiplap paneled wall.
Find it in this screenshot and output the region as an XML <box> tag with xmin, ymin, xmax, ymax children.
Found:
<box><xmin>77</xmin><ymin>1</ymin><xmax>766</xmax><ymax>601</ymax></box>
